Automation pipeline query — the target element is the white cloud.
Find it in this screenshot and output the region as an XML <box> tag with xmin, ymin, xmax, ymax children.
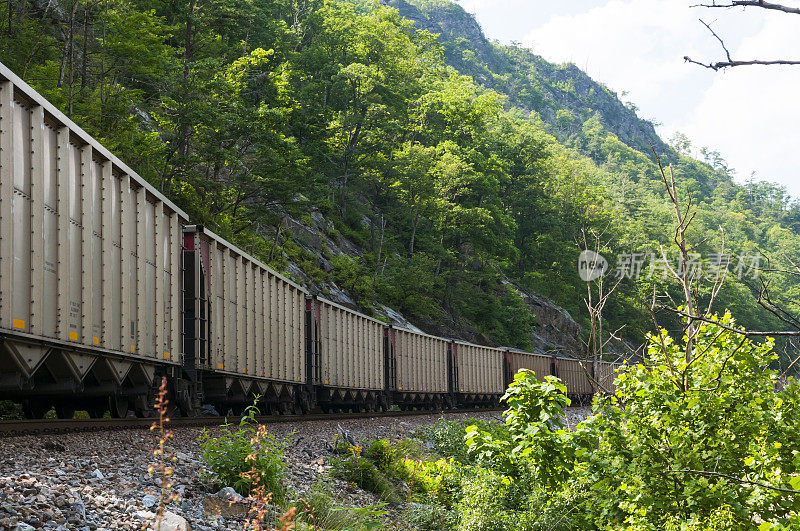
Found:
<box><xmin>517</xmin><ymin>0</ymin><xmax>800</xmax><ymax>196</ymax></box>
<box><xmin>522</xmin><ymin>1</ymin><xmax>723</xmax><ymax>123</ymax></box>
<box><xmin>678</xmin><ymin>14</ymin><xmax>800</xmax><ymax>191</ymax></box>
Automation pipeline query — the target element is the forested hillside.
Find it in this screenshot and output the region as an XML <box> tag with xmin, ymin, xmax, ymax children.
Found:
<box><xmin>2</xmin><ymin>0</ymin><xmax>800</xmax><ymax>361</ymax></box>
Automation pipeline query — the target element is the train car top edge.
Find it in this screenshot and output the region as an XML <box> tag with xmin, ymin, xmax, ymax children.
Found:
<box><xmin>314</xmin><ymin>296</ymin><xmax>387</xmax><ymax>325</ymax></box>
<box><xmin>503</xmin><ymin>346</ymin><xmax>552</xmax><ymax>357</ymax></box>
<box><xmin>0</xmin><ymin>60</ymin><xmax>189</xmax><ymax>221</ymax></box>
<box><xmin>452</xmin><ymin>339</ymin><xmax>506</xmax><ymax>352</ymax></box>
<box><xmin>183</xmin><ymin>224</ymin><xmax>309</xmax><ymax>294</ymax></box>
<box><xmin>388</xmin><ymin>325</ymin><xmax>451</xmax><ymax>342</ymax></box>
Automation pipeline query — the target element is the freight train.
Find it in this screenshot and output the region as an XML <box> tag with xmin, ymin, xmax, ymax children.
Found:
<box><xmin>0</xmin><ymin>61</ymin><xmax>621</xmax><ymax>419</ymax></box>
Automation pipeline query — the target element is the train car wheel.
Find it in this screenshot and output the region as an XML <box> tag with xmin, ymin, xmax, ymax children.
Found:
<box><xmin>110</xmin><ymin>396</ymin><xmax>130</xmax><ymax>418</ymax></box>
<box><xmin>87</xmin><ymin>404</ymin><xmax>107</xmax><ymax>418</ymax></box>
<box><xmin>295</xmin><ymin>391</ymin><xmax>312</xmax><ymax>414</ymax></box>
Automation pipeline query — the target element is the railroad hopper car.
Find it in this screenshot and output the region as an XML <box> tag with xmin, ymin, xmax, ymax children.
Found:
<box><xmin>309</xmin><ymin>297</ymin><xmax>386</xmax><ymax>412</ymax></box>
<box><xmin>503</xmin><ymin>348</ymin><xmax>552</xmax><ymax>388</ymax></box>
<box><xmin>0</xmin><ymin>62</ymin><xmax>186</xmax><ymax>418</ymax></box>
<box><xmin>553</xmin><ymin>356</ymin><xmax>595</xmax><ymax>404</ymax></box>
<box><xmin>387</xmin><ymin>326</ymin><xmax>450</xmax><ymax>409</ymax></box>
<box><xmin>0</xmin><ymin>59</ymin><xmax>625</xmax><ymax>418</ymax></box>
<box><xmin>452</xmin><ymin>341</ymin><xmax>505</xmax><ymax>407</ymax></box>
<box><xmin>595</xmin><ymin>360</ymin><xmax>619</xmax><ymax>394</ymax></box>
<box><xmin>182</xmin><ymin>225</ymin><xmax>309</xmax><ymax>415</ymax></box>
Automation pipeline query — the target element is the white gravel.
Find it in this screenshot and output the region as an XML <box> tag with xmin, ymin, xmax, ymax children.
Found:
<box><xmin>0</xmin><ymin>407</ymin><xmax>592</xmax><ymax>530</ymax></box>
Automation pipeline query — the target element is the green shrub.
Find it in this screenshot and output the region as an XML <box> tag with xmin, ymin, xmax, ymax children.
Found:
<box><xmin>0</xmin><ymin>400</ymin><xmax>23</xmax><ymax>420</ymax></box>
<box><xmin>456</xmin><ymin>467</ymin><xmax>512</xmax><ymax>531</ymax></box>
<box><xmin>198</xmin><ymin>403</ymin><xmax>286</xmax><ymax>498</ymax></box>
<box><xmin>403</xmin><ymin>458</ymin><xmax>463</xmax><ymax>507</ymax></box>
<box><xmin>455</xmin><ymin>314</ymin><xmax>800</xmax><ymax>528</ymax></box>
<box><xmin>330</xmin><ymin>439</ymin><xmax>411</xmax><ymax>505</ymax></box>
<box><xmin>405</xmin><ymin>496</ymin><xmax>458</xmax><ymax>531</ymax></box>
<box><xmin>284</xmin><ymin>482</ymin><xmax>386</xmax><ymax>530</ymax></box>
<box><xmin>417</xmin><ymin>417</ymin><xmax>510</xmax><ymax>464</ymax></box>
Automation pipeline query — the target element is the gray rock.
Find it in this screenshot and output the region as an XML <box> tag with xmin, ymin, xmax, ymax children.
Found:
<box><xmin>90</xmin><ymin>469</ymin><xmax>104</xmax><ymax>480</ymax></box>
<box><xmin>158</xmin><ymin>511</ymin><xmax>191</xmax><ymax>531</ymax></box>
<box><xmin>142</xmin><ymin>494</ymin><xmax>158</xmax><ymax>509</ymax></box>
<box><xmin>72</xmin><ymin>501</ymin><xmax>86</xmax><ymax>519</ymax></box>
<box><xmin>214</xmin><ymin>487</ymin><xmax>245</xmax><ymax>503</ymax></box>
<box><xmin>16</xmin><ymin>524</ymin><xmax>35</xmax><ymax>531</ymax></box>
<box><xmin>203</xmin><ymin>487</ymin><xmax>249</xmax><ymax>518</ymax></box>
<box><xmin>2</xmin><ymin>502</ymin><xmax>19</xmax><ymax>515</ymax></box>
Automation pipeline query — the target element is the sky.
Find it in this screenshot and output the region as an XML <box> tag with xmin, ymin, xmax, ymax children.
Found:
<box><xmin>455</xmin><ymin>0</ymin><xmax>800</xmax><ymax>198</ymax></box>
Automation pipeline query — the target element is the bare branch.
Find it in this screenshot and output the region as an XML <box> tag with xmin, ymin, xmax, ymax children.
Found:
<box><xmin>700</xmin><ymin>18</ymin><xmax>733</xmax><ymax>63</ymax></box>
<box><xmin>685</xmin><ymin>56</ymin><xmax>800</xmax><ymax>70</ymax></box>
<box><xmin>691</xmin><ymin>1</ymin><xmax>800</xmax><ymax>16</ymax></box>
<box><xmin>685</xmin><ymin>16</ymin><xmax>800</xmax><ymax>70</ymax></box>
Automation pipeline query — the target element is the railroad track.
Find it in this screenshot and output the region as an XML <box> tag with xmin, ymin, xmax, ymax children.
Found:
<box><xmin>0</xmin><ymin>408</ymin><xmax>502</xmax><ymax>437</ymax></box>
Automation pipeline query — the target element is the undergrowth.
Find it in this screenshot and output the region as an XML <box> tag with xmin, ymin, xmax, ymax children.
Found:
<box><xmin>198</xmin><ymin>401</ymin><xmax>287</xmax><ymax>499</ymax></box>
<box><xmin>329</xmin><ymin>438</ymin><xmax>422</xmax><ymax>505</ymax></box>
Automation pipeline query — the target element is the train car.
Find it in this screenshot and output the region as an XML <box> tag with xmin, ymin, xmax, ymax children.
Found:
<box><xmin>452</xmin><ymin>341</ymin><xmax>504</xmax><ymax>407</ymax></box>
<box><xmin>387</xmin><ymin>326</ymin><xmax>450</xmax><ymax>409</ymax></box>
<box><xmin>595</xmin><ymin>360</ymin><xmax>621</xmax><ymax>394</ymax></box>
<box><xmin>503</xmin><ymin>348</ymin><xmax>553</xmax><ymax>388</ymax></box>
<box><xmin>182</xmin><ymin>226</ymin><xmax>309</xmax><ymax>415</ymax></box>
<box><xmin>0</xmin><ymin>59</ymin><xmax>630</xmax><ymax>419</ymax></box>
<box><xmin>554</xmin><ymin>356</ymin><xmax>594</xmax><ymax>404</ymax></box>
<box><xmin>0</xmin><ymin>62</ymin><xmax>187</xmax><ymax>418</ymax></box>
<box><xmin>309</xmin><ymin>297</ymin><xmax>386</xmax><ymax>411</ymax></box>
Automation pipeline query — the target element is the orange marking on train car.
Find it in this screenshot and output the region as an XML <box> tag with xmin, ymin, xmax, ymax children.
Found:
<box><xmin>163</xmin><ymin>352</ymin><xmax>171</xmax><ymax>360</ymax></box>
<box><xmin>93</xmin><ymin>336</ymin><xmax>100</xmax><ymax>345</ymax></box>
<box><xmin>217</xmin><ymin>363</ymin><xmax>224</xmax><ymax>369</ymax></box>
<box><xmin>12</xmin><ymin>318</ymin><xmax>25</xmax><ymax>330</ymax></box>
<box><xmin>69</xmin><ymin>331</ymin><xmax>78</xmax><ymax>341</ymax></box>
<box><xmin>130</xmin><ymin>345</ymin><xmax>135</xmax><ymax>352</ymax></box>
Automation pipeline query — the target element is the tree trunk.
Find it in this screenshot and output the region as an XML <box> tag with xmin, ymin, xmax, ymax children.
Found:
<box><xmin>268</xmin><ymin>218</ymin><xmax>284</xmax><ymax>263</ymax></box>
<box><xmin>81</xmin><ymin>3</ymin><xmax>89</xmax><ymax>90</ymax></box>
<box><xmin>409</xmin><ymin>212</ymin><xmax>419</xmax><ymax>257</ymax></box>
<box><xmin>374</xmin><ymin>215</ymin><xmax>385</xmax><ymax>281</ymax></box>
<box><xmin>57</xmin><ymin>1</ymin><xmax>79</xmax><ymax>88</ymax></box>
<box><xmin>66</xmin><ymin>1</ymin><xmax>78</xmax><ymax>116</ymax></box>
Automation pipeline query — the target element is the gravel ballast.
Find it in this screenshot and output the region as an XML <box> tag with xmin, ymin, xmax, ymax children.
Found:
<box><xmin>0</xmin><ymin>407</ymin><xmax>592</xmax><ymax>530</ymax></box>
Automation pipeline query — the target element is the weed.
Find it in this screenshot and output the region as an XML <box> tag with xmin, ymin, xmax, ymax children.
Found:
<box><xmin>198</xmin><ymin>400</ymin><xmax>286</xmax><ymax>499</ymax></box>
<box><xmin>330</xmin><ymin>439</ymin><xmax>411</xmax><ymax>505</ymax></box>
<box><xmin>405</xmin><ymin>497</ymin><xmax>457</xmax><ymax>531</ymax></box>
<box><xmin>147</xmin><ymin>377</ymin><xmax>178</xmax><ymax>529</ymax></box>
<box><xmin>282</xmin><ymin>482</ymin><xmax>387</xmax><ymax>530</ymax></box>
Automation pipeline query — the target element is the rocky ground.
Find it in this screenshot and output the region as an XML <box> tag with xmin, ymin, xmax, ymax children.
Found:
<box><xmin>0</xmin><ymin>407</ymin><xmax>592</xmax><ymax>530</ymax></box>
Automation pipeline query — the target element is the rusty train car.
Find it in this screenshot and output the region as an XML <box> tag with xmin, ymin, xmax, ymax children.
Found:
<box><xmin>0</xmin><ymin>60</ymin><xmax>622</xmax><ymax>418</ymax></box>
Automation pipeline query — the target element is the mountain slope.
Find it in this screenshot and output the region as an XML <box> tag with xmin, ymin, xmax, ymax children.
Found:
<box><xmin>386</xmin><ymin>0</ymin><xmax>669</xmax><ymax>158</ymax></box>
